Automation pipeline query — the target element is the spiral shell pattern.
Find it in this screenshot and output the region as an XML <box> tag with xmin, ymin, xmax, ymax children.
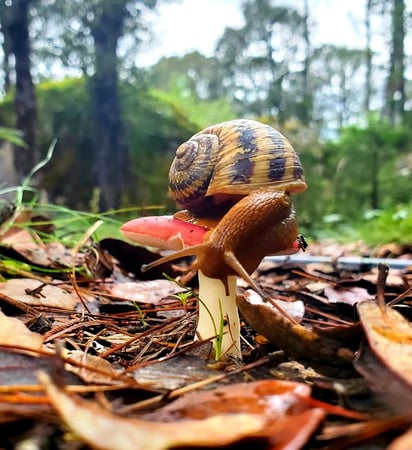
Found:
<box><xmin>168</xmin><ymin>119</ymin><xmax>307</xmax><ymax>211</ymax></box>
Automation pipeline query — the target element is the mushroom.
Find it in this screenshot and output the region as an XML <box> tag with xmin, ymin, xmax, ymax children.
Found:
<box><xmin>121</xmin><ymin>191</ymin><xmax>303</xmax><ymax>360</ymax></box>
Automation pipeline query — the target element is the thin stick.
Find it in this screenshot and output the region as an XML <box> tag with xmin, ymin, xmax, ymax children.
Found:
<box><xmin>376</xmin><ymin>263</ymin><xmax>389</xmax><ymax>314</ymax></box>
<box><xmin>116</xmin><ymin>354</ymin><xmax>274</xmax><ymax>414</ymax></box>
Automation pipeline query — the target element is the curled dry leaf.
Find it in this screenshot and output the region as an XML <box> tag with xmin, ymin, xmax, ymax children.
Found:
<box><xmin>355</xmin><ymin>301</ymin><xmax>412</xmax><ymax>419</ymax></box>
<box><xmin>237</xmin><ymin>292</ymin><xmax>354</xmax><ymax>365</ymax></box>
<box><xmin>0</xmin><ymin>310</ymin><xmax>44</xmax><ymax>352</ymax></box>
<box><xmin>0</xmin><ymin>279</ymin><xmax>78</xmax><ymax>310</ymax></box>
<box><xmin>356</xmin><ymin>302</ymin><xmax>412</xmax><ymax>389</ymax></box>
<box><xmin>39</xmin><ymin>372</ymin><xmax>265</xmax><ymax>450</ymax></box>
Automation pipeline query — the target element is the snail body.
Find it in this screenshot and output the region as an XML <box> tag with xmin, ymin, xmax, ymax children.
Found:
<box><xmin>143</xmin><ymin>189</ymin><xmax>297</xmax><ymax>295</ymax></box>
<box><xmin>143</xmin><ymin>119</ymin><xmax>306</xmax><ymax>295</ymax></box>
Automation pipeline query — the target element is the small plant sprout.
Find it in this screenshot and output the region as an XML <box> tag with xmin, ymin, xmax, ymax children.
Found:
<box><xmin>171</xmin><ymin>289</ymin><xmax>193</xmax><ymax>307</ymax></box>
<box><xmin>132</xmin><ymin>302</ymin><xmax>147</xmax><ymax>328</ymax></box>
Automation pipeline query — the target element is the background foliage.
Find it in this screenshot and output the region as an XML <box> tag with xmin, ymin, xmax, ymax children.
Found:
<box><xmin>0</xmin><ymin>0</ymin><xmax>411</xmax><ymax>244</ymax></box>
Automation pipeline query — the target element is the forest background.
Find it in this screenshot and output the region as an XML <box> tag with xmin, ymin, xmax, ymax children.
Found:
<box><xmin>0</xmin><ymin>0</ymin><xmax>411</xmax><ymax>244</ymax></box>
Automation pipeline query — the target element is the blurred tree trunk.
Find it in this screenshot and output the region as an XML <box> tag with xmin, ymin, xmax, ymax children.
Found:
<box><xmin>301</xmin><ymin>0</ymin><xmax>311</xmax><ymax>124</ymax></box>
<box><xmin>384</xmin><ymin>0</ymin><xmax>405</xmax><ymax>124</ymax></box>
<box><xmin>0</xmin><ymin>5</ymin><xmax>12</xmax><ymax>93</ymax></box>
<box><xmin>90</xmin><ymin>0</ymin><xmax>130</xmax><ymax>211</ymax></box>
<box><xmin>8</xmin><ymin>0</ymin><xmax>39</xmax><ymax>180</ymax></box>
<box><xmin>364</xmin><ymin>0</ymin><xmax>373</xmax><ymax>114</ymax></box>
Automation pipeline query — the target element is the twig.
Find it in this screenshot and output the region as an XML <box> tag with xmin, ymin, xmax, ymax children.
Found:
<box><xmin>116</xmin><ymin>353</ymin><xmax>275</xmax><ymax>414</ymax></box>
<box><xmin>376</xmin><ymin>263</ymin><xmax>389</xmax><ymax>313</ymax></box>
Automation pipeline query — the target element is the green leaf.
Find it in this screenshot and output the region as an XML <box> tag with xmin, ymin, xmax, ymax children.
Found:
<box><xmin>0</xmin><ymin>127</ymin><xmax>26</xmax><ymax>147</ymax></box>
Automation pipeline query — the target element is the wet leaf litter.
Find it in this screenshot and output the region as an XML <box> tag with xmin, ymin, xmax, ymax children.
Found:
<box><xmin>0</xmin><ymin>211</ymin><xmax>412</xmax><ymax>448</ymax></box>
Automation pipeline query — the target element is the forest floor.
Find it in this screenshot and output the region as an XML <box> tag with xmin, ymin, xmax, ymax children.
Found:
<box><xmin>0</xmin><ymin>206</ymin><xmax>412</xmax><ymax>449</ymax></box>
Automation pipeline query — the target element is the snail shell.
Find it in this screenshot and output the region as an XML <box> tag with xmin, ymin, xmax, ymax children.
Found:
<box><xmin>169</xmin><ymin>119</ymin><xmax>307</xmax><ymax>213</ymax></box>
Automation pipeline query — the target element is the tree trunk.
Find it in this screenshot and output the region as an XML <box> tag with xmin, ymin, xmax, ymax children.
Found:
<box><xmin>384</xmin><ymin>0</ymin><xmax>405</xmax><ymax>124</ymax></box>
<box><xmin>8</xmin><ymin>0</ymin><xmax>39</xmax><ymax>181</ymax></box>
<box><xmin>364</xmin><ymin>0</ymin><xmax>373</xmax><ymax>114</ymax></box>
<box><xmin>301</xmin><ymin>0</ymin><xmax>312</xmax><ymax>124</ymax></box>
<box><xmin>90</xmin><ymin>0</ymin><xmax>130</xmax><ymax>211</ymax></box>
<box><xmin>1</xmin><ymin>5</ymin><xmax>12</xmax><ymax>93</ymax></box>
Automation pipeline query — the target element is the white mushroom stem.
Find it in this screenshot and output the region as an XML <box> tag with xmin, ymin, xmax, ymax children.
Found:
<box><xmin>196</xmin><ymin>271</ymin><xmax>241</xmax><ymax>359</ymax></box>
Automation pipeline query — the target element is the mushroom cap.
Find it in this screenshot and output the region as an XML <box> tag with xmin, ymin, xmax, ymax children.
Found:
<box><xmin>121</xmin><ymin>214</ymin><xmax>303</xmax><ymax>255</ymax></box>
<box><xmin>120</xmin><ymin>216</ymin><xmax>208</xmax><ymax>250</ymax></box>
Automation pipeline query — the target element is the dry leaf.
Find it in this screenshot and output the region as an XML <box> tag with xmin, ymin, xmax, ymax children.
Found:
<box><xmin>356</xmin><ymin>302</ymin><xmax>412</xmax><ymax>389</ymax></box>
<box><xmin>39</xmin><ymin>372</ymin><xmax>264</xmax><ymax>450</ymax></box>
<box><xmin>362</xmin><ymin>271</ymin><xmax>408</xmax><ymax>289</ymax></box>
<box><xmin>63</xmin><ymin>350</ymin><xmax>125</xmax><ymax>385</ymax></box>
<box><xmin>388</xmin><ymin>426</ymin><xmax>412</xmax><ymax>450</ymax></box>
<box><xmin>0</xmin><ymin>211</ymin><xmax>74</xmax><ymax>267</ymax></box>
<box><xmin>105</xmin><ymin>279</ymin><xmax>184</xmax><ymax>305</ymax></box>
<box><xmin>42</xmin><ymin>241</ymin><xmax>75</xmax><ymax>267</ymax></box>
<box><xmin>324</xmin><ymin>285</ymin><xmax>374</xmax><ymax>306</ymax></box>
<box><xmin>305</xmin><ymin>281</ymin><xmax>329</xmax><ymax>293</ymax></box>
<box><xmin>0</xmin><ymin>279</ymin><xmax>78</xmax><ymax>309</ymax></box>
<box><xmin>243</xmin><ymin>290</ymin><xmax>305</xmax><ymax>322</ymax></box>
<box><xmin>0</xmin><ymin>310</ymin><xmax>43</xmax><ymax>351</ymax></box>
<box><xmin>0</xmin><ymin>226</ymin><xmax>51</xmax><ymax>266</ymax></box>
<box><xmin>238</xmin><ymin>292</ymin><xmax>354</xmax><ymax>365</ymax></box>
<box><xmin>132</xmin><ymin>355</ymin><xmax>222</xmax><ymax>390</ymax></box>
<box><xmin>145</xmin><ymin>379</ymin><xmax>326</xmax><ymax>450</ymax></box>
<box><xmin>355</xmin><ymin>302</ymin><xmax>412</xmax><ymax>419</ymax></box>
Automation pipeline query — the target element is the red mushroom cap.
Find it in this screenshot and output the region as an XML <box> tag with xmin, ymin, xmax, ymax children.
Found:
<box><xmin>120</xmin><ymin>216</ymin><xmax>208</xmax><ymax>250</ymax></box>
<box><xmin>121</xmin><ymin>215</ymin><xmax>303</xmax><ymax>256</ymax></box>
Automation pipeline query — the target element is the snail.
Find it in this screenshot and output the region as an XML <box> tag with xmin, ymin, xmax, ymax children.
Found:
<box><xmin>143</xmin><ymin>119</ymin><xmax>307</xmax><ymax>293</ymax></box>
<box><xmin>123</xmin><ymin>119</ymin><xmax>307</xmax><ymax>358</ymax></box>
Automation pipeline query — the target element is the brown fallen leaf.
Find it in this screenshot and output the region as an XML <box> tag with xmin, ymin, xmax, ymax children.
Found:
<box><xmin>105</xmin><ymin>279</ymin><xmax>185</xmax><ymax>305</ymax></box>
<box><xmin>39</xmin><ymin>372</ymin><xmax>265</xmax><ymax>450</ymax></box>
<box><xmin>318</xmin><ymin>418</ymin><xmax>408</xmax><ymax>449</ymax></box>
<box><xmin>63</xmin><ymin>350</ymin><xmax>127</xmax><ymax>385</ymax></box>
<box><xmin>0</xmin><ymin>310</ymin><xmax>44</xmax><ymax>351</ymax></box>
<box><xmin>356</xmin><ymin>301</ymin><xmax>412</xmax><ymax>390</ymax></box>
<box><xmin>132</xmin><ymin>355</ymin><xmax>223</xmax><ymax>391</ymax></box>
<box><xmin>0</xmin><ymin>226</ymin><xmax>51</xmax><ymax>266</ymax></box>
<box><xmin>243</xmin><ymin>289</ymin><xmax>305</xmax><ymax>322</ymax></box>
<box><xmin>0</xmin><ymin>279</ymin><xmax>79</xmax><ymax>310</ymax></box>
<box><xmin>0</xmin><ymin>350</ymin><xmax>79</xmax><ymax>387</ymax></box>
<box><xmin>355</xmin><ymin>301</ymin><xmax>412</xmax><ymax>419</ymax></box>
<box><xmin>0</xmin><ymin>211</ymin><xmax>74</xmax><ymax>267</ymax></box>
<box><xmin>324</xmin><ymin>285</ymin><xmax>374</xmax><ymax>306</ymax></box>
<box><xmin>145</xmin><ymin>379</ymin><xmax>327</xmax><ymax>450</ymax></box>
<box><xmin>388</xmin><ymin>426</ymin><xmax>412</xmax><ymax>450</ymax></box>
<box><xmin>362</xmin><ymin>270</ymin><xmax>408</xmax><ymax>289</ymax></box>
<box><xmin>237</xmin><ymin>292</ymin><xmax>354</xmax><ymax>365</ymax></box>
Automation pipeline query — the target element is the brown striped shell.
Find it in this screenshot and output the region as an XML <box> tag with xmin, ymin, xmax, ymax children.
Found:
<box><xmin>168</xmin><ymin>119</ymin><xmax>307</xmax><ymax>213</ymax></box>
